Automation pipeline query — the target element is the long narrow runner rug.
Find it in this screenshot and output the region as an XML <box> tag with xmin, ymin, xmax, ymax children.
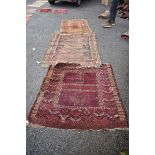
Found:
<box><xmin>60</xmin><ymin>19</ymin><xmax>92</xmax><ymax>33</ymax></box>
<box><xmin>28</xmin><ymin>63</ymin><xmax>128</xmax><ymax>130</ymax></box>
<box><xmin>41</xmin><ymin>32</ymin><xmax>101</xmax><ymax>67</ymax></box>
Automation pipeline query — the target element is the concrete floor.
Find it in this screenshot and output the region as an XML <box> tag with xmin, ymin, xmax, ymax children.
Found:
<box><xmin>26</xmin><ymin>0</ymin><xmax>129</xmax><ymax>154</ymax></box>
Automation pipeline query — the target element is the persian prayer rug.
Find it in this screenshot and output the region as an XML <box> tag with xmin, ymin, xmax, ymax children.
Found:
<box><xmin>41</xmin><ymin>33</ymin><xmax>101</xmax><ymax>67</ymax></box>
<box><xmin>28</xmin><ymin>63</ymin><xmax>128</xmax><ymax>130</ymax></box>
<box><xmin>60</xmin><ymin>19</ymin><xmax>92</xmax><ymax>34</ymax></box>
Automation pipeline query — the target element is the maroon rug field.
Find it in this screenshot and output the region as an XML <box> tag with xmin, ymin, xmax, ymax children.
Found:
<box><xmin>28</xmin><ymin>63</ymin><xmax>128</xmax><ymax>130</ymax></box>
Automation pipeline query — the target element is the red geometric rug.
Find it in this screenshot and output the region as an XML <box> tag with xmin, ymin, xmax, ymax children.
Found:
<box><xmin>28</xmin><ymin>63</ymin><xmax>128</xmax><ymax>130</ymax></box>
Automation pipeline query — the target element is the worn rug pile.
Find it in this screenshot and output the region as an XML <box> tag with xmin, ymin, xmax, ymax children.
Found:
<box><xmin>41</xmin><ymin>32</ymin><xmax>101</xmax><ymax>67</ymax></box>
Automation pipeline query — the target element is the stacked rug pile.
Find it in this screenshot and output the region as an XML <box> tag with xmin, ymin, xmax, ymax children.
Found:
<box><xmin>28</xmin><ymin>19</ymin><xmax>128</xmax><ymax>130</ymax></box>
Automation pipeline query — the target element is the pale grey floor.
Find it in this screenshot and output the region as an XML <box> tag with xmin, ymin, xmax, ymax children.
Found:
<box><xmin>26</xmin><ymin>0</ymin><xmax>129</xmax><ymax>154</ymax></box>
